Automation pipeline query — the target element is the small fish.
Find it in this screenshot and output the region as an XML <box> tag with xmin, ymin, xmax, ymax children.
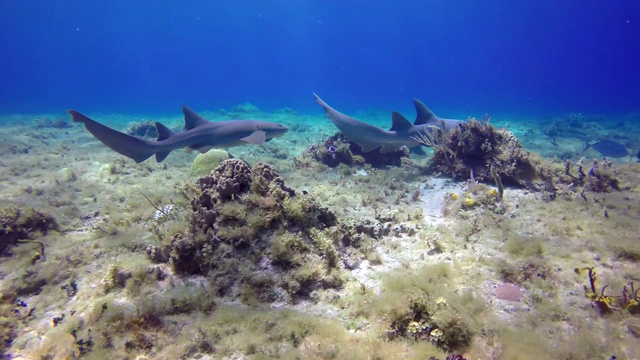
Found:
<box><xmin>583</xmin><ymin>140</ymin><xmax>629</xmax><ymax>158</ymax></box>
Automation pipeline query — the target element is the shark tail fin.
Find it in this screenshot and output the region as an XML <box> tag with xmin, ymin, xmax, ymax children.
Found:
<box><xmin>68</xmin><ymin>110</ymin><xmax>156</xmax><ymax>163</ymax></box>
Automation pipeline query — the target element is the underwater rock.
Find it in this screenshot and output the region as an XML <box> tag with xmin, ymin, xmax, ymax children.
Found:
<box><xmin>57</xmin><ymin>167</ymin><xmax>77</xmax><ymax>183</ymax></box>
<box><xmin>98</xmin><ymin>163</ymin><xmax>118</xmax><ymax>180</ymax></box>
<box><xmin>584</xmin><ymin>160</ymin><xmax>621</xmax><ymax>192</ymax></box>
<box><xmin>542</xmin><ymin>113</ymin><xmax>603</xmax><ymax>142</ymax></box>
<box><xmin>190</xmin><ymin>149</ymin><xmax>231</xmax><ymax>176</ymax></box>
<box><xmin>148</xmin><ymin>159</ymin><xmax>362</xmax><ymax>303</ymax></box>
<box><xmin>429</xmin><ymin>118</ymin><xmax>541</xmax><ymax>187</ymax></box>
<box><xmin>125</xmin><ymin>120</ymin><xmax>159</xmax><ymax>139</ymax></box>
<box><xmin>33</xmin><ymin>116</ymin><xmax>71</xmax><ymax>129</ymax></box>
<box><xmin>352</xmin><ymin>219</ymin><xmax>391</xmax><ymax>239</ymax></box>
<box><xmin>0</xmin><ymin>205</ymin><xmax>58</xmax><ymax>255</ymax></box>
<box><xmin>306</xmin><ymin>132</ymin><xmax>410</xmax><ymax>168</ymax></box>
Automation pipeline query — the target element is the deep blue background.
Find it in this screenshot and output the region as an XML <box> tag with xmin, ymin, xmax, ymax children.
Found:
<box><xmin>1</xmin><ymin>0</ymin><xmax>639</xmax><ymax>117</ymax></box>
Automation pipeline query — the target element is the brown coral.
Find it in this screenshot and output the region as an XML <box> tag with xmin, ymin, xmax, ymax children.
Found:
<box><xmin>148</xmin><ymin>159</ymin><xmax>353</xmax><ymax>303</ymax></box>
<box><xmin>429</xmin><ymin>119</ymin><xmax>541</xmax><ymax>188</ymax></box>
<box><xmin>303</xmin><ymin>132</ymin><xmax>410</xmax><ymax>168</ymax></box>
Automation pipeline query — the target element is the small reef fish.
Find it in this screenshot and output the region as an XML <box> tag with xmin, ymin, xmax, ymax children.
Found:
<box><xmin>68</xmin><ymin>105</ymin><xmax>289</xmax><ymax>163</ymax></box>
<box><xmin>314</xmin><ymin>93</ymin><xmax>463</xmax><ymax>153</ymax></box>
<box><xmin>583</xmin><ymin>140</ymin><xmax>630</xmax><ymax>158</ymax></box>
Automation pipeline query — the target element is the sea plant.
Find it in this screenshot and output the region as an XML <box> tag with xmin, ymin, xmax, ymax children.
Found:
<box><xmin>575</xmin><ymin>267</ymin><xmax>640</xmax><ymax>315</ymax></box>
<box><xmin>575</xmin><ymin>267</ymin><xmax>616</xmax><ymax>314</ymax></box>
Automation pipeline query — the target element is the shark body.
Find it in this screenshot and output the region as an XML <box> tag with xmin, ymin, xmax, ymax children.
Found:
<box><xmin>68</xmin><ymin>105</ymin><xmax>288</xmax><ymax>163</ymax></box>
<box><xmin>313</xmin><ymin>93</ymin><xmax>463</xmax><ymax>153</ymax></box>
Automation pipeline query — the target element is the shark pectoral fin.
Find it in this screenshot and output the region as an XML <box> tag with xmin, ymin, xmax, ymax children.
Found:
<box><xmin>240</xmin><ymin>131</ymin><xmax>267</xmax><ymax>144</ymax></box>
<box><xmin>379</xmin><ymin>144</ymin><xmax>401</xmax><ymax>153</ymax></box>
<box><xmin>195</xmin><ymin>145</ymin><xmax>213</xmax><ymax>154</ymax></box>
<box><xmin>359</xmin><ymin>143</ymin><xmax>381</xmax><ymax>152</ymax></box>
<box><xmin>186</xmin><ymin>144</ymin><xmax>213</xmax><ymax>153</ymax></box>
<box><xmin>389</xmin><ymin>112</ymin><xmax>413</xmax><ymax>131</ymax></box>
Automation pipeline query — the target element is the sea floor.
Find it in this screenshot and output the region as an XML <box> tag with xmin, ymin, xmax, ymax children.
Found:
<box><xmin>1</xmin><ymin>106</ymin><xmax>639</xmax><ymax>360</ymax></box>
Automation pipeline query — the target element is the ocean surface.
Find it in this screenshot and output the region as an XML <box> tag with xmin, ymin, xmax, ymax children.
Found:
<box><xmin>2</xmin><ymin>1</ymin><xmax>639</xmax><ymax>118</ymax></box>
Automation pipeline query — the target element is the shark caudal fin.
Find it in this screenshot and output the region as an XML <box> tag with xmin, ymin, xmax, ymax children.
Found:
<box><xmin>68</xmin><ymin>110</ymin><xmax>156</xmax><ymax>163</ymax></box>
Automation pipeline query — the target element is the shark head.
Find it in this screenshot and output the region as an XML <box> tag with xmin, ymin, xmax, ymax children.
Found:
<box><xmin>257</xmin><ymin>121</ymin><xmax>289</xmax><ymax>140</ymax></box>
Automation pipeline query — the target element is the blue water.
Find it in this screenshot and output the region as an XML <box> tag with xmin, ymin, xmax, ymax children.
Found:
<box><xmin>1</xmin><ymin>1</ymin><xmax>639</xmax><ymax>118</ymax></box>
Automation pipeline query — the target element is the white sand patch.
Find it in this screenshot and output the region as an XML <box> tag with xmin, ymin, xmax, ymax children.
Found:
<box><xmin>419</xmin><ymin>177</ymin><xmax>466</xmax><ymax>225</ymax></box>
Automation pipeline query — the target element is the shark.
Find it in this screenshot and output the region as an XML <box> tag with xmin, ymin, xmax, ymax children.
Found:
<box><xmin>313</xmin><ymin>93</ymin><xmax>463</xmax><ymax>153</ymax></box>
<box><xmin>68</xmin><ymin>105</ymin><xmax>289</xmax><ymax>163</ymax></box>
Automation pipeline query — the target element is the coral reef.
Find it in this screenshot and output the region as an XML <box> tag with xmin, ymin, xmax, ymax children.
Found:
<box><xmin>563</xmin><ymin>159</ymin><xmax>621</xmax><ymax>192</ymax></box>
<box><xmin>147</xmin><ymin>159</ymin><xmax>368</xmax><ymax>303</ymax></box>
<box><xmin>576</xmin><ymin>267</ymin><xmax>640</xmax><ymax>315</ymax></box>
<box><xmin>420</xmin><ymin>118</ymin><xmax>542</xmax><ymax>187</ymax></box>
<box><xmin>385</xmin><ymin>295</ymin><xmax>474</xmax><ymax>352</ymax></box>
<box><xmin>373</xmin><ymin>265</ymin><xmax>482</xmax><ymax>354</ymax></box>
<box><xmin>190</xmin><ymin>149</ymin><xmax>230</xmax><ymax>176</ymax></box>
<box><xmin>303</xmin><ymin>132</ymin><xmax>410</xmax><ymax>168</ymax></box>
<box><xmin>0</xmin><ymin>205</ymin><xmax>57</xmax><ymax>256</ymax></box>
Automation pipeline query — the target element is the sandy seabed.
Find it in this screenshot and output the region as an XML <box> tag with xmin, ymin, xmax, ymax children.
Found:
<box><xmin>1</xmin><ymin>108</ymin><xmax>639</xmax><ymax>360</ymax></box>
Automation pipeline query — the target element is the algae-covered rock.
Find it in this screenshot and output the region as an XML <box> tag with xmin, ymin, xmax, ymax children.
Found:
<box><xmin>428</xmin><ymin>118</ymin><xmax>542</xmax><ymax>187</ymax></box>
<box><xmin>57</xmin><ymin>167</ymin><xmax>77</xmax><ymax>183</ymax></box>
<box><xmin>148</xmin><ymin>159</ymin><xmax>363</xmax><ymax>304</ymax></box>
<box><xmin>125</xmin><ymin>120</ymin><xmax>158</xmax><ymax>139</ymax></box>
<box><xmin>190</xmin><ymin>149</ymin><xmax>231</xmax><ymax>176</ymax></box>
<box><xmin>0</xmin><ymin>205</ymin><xmax>58</xmax><ymax>255</ymax></box>
<box><xmin>305</xmin><ymin>132</ymin><xmax>409</xmax><ymax>168</ymax></box>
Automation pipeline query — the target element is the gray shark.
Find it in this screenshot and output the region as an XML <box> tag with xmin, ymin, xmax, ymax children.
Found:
<box><xmin>313</xmin><ymin>93</ymin><xmax>462</xmax><ymax>153</ymax></box>
<box><xmin>68</xmin><ymin>105</ymin><xmax>288</xmax><ymax>163</ymax></box>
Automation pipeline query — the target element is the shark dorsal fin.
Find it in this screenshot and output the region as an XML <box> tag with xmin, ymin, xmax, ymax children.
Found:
<box><xmin>412</xmin><ymin>99</ymin><xmax>439</xmax><ymax>125</ymax></box>
<box><xmin>390</xmin><ymin>112</ymin><xmax>413</xmax><ymax>132</ymax></box>
<box><xmin>155</xmin><ymin>122</ymin><xmax>177</xmax><ymax>141</ymax></box>
<box><xmin>182</xmin><ymin>105</ymin><xmax>210</xmax><ymax>130</ymax></box>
